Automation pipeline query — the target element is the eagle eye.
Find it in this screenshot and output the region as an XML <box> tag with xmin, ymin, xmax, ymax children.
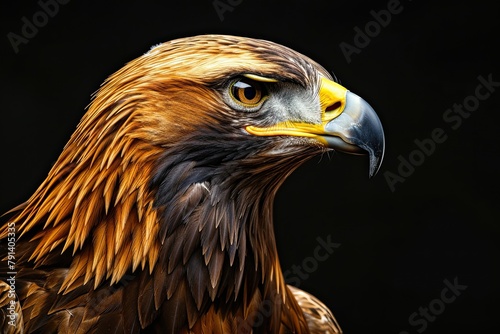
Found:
<box><xmin>230</xmin><ymin>78</ymin><xmax>267</xmax><ymax>107</ymax></box>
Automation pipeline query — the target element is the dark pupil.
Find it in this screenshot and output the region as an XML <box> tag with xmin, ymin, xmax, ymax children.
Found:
<box><xmin>243</xmin><ymin>86</ymin><xmax>256</xmax><ymax>100</ymax></box>
<box><xmin>234</xmin><ymin>81</ymin><xmax>257</xmax><ymax>101</ymax></box>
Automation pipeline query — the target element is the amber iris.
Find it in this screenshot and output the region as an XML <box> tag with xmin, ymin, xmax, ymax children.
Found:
<box><xmin>230</xmin><ymin>79</ymin><xmax>265</xmax><ymax>106</ymax></box>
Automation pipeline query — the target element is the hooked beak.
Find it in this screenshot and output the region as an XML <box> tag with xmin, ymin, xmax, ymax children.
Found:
<box><xmin>322</xmin><ymin>90</ymin><xmax>385</xmax><ymax>177</ymax></box>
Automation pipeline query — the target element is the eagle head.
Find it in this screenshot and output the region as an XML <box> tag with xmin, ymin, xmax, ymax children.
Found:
<box><xmin>1</xmin><ymin>35</ymin><xmax>384</xmax><ymax>333</ymax></box>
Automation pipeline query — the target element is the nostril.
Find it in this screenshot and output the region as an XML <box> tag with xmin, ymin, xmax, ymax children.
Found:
<box><xmin>326</xmin><ymin>101</ymin><xmax>342</xmax><ymax>112</ymax></box>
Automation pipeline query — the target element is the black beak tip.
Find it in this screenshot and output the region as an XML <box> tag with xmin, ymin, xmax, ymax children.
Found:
<box><xmin>364</xmin><ymin>138</ymin><xmax>385</xmax><ymax>178</ymax></box>
<box><xmin>368</xmin><ymin>152</ymin><xmax>384</xmax><ymax>178</ymax></box>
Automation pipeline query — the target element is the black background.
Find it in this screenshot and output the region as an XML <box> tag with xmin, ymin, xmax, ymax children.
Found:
<box><xmin>1</xmin><ymin>1</ymin><xmax>499</xmax><ymax>333</ymax></box>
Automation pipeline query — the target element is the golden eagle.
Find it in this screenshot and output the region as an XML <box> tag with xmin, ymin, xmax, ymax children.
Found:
<box><xmin>0</xmin><ymin>35</ymin><xmax>384</xmax><ymax>333</ymax></box>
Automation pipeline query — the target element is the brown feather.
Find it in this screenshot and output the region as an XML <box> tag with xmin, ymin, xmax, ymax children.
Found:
<box><xmin>1</xmin><ymin>34</ymin><xmax>341</xmax><ymax>333</ymax></box>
